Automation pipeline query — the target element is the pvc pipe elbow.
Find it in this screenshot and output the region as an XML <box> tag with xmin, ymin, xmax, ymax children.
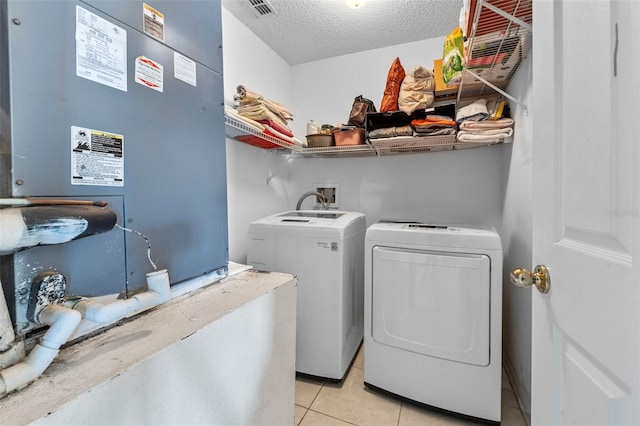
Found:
<box><xmin>0</xmin><ymin>304</ymin><xmax>81</xmax><ymax>397</ymax></box>
<box><xmin>37</xmin><ymin>305</ymin><xmax>82</xmax><ymax>348</ymax></box>
<box><xmin>0</xmin><ymin>344</ymin><xmax>59</xmax><ymax>396</ymax></box>
<box><xmin>145</xmin><ymin>269</ymin><xmax>171</xmax><ymax>304</ymax></box>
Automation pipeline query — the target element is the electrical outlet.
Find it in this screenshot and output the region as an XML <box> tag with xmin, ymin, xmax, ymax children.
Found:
<box><xmin>314</xmin><ymin>184</ymin><xmax>339</xmax><ymax>209</ymax></box>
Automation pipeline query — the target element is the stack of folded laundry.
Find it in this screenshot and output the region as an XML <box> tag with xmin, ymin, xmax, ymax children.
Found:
<box><xmin>456</xmin><ymin>98</ymin><xmax>514</xmax><ymax>143</ymax></box>
<box><xmin>410</xmin><ymin>115</ymin><xmax>457</xmax><ymax>136</ymax></box>
<box><xmin>457</xmin><ymin>118</ymin><xmax>514</xmax><ymax>142</ymax></box>
<box><xmin>227</xmin><ymin>85</ymin><xmax>304</xmax><ymax>147</ymax></box>
<box><xmin>367</xmin><ymin>125</ymin><xmax>413</xmax><ymax>140</ymax></box>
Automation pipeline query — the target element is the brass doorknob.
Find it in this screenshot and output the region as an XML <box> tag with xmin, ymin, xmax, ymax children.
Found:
<box><xmin>510</xmin><ymin>265</ymin><xmax>550</xmax><ymax>294</ymax></box>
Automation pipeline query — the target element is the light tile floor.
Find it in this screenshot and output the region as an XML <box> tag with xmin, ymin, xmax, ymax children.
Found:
<box><xmin>295</xmin><ymin>345</ymin><xmax>528</xmax><ymax>426</ymax></box>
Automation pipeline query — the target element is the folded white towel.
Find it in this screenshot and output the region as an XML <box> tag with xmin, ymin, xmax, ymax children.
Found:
<box><xmin>457</xmin><ymin>128</ymin><xmax>513</xmax><ymax>142</ymax></box>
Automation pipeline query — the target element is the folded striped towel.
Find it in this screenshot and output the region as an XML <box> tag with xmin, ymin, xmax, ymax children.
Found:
<box><xmin>459</xmin><ymin>118</ymin><xmax>514</xmax><ymax>131</ymax></box>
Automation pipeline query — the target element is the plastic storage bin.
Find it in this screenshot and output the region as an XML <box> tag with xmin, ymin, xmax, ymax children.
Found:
<box><xmin>333</xmin><ymin>128</ymin><xmax>365</xmax><ymax>146</ymax></box>
<box><xmin>306</xmin><ymin>134</ymin><xmax>334</xmax><ymax>147</ymax></box>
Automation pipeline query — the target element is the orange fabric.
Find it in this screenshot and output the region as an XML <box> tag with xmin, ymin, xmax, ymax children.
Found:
<box><xmin>411</xmin><ymin>117</ymin><xmax>456</xmax><ymax>127</ymax></box>
<box><xmin>380</xmin><ymin>57</ymin><xmax>406</xmax><ymax>113</ymax></box>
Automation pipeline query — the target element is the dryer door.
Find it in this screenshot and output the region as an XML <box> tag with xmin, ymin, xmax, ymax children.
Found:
<box><xmin>371</xmin><ymin>247</ymin><xmax>490</xmax><ymax>366</ymax></box>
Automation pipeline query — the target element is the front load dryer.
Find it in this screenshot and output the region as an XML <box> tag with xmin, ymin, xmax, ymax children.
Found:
<box><xmin>364</xmin><ymin>221</ymin><xmax>502</xmax><ymax>423</ymax></box>
<box><xmin>247</xmin><ymin>210</ymin><xmax>366</xmax><ymax>381</ymax></box>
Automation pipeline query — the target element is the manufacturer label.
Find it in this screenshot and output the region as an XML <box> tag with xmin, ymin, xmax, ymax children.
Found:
<box><xmin>71</xmin><ymin>126</ymin><xmax>124</xmax><ymax>187</ymax></box>
<box><xmin>75</xmin><ymin>6</ymin><xmax>127</xmax><ymax>92</ymax></box>
<box><xmin>316</xmin><ymin>242</ymin><xmax>339</xmax><ymax>251</ymax></box>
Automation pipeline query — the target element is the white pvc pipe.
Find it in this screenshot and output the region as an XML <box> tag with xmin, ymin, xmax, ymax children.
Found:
<box><xmin>73</xmin><ymin>298</ymin><xmax>140</xmax><ymax>324</ymax></box>
<box><xmin>0</xmin><ymin>305</ymin><xmax>81</xmax><ymax>397</ymax></box>
<box><xmin>0</xmin><ymin>270</ymin><xmax>170</xmax><ymax>396</ymax></box>
<box><xmin>72</xmin><ymin>269</ymin><xmax>171</xmax><ymax>324</ymax></box>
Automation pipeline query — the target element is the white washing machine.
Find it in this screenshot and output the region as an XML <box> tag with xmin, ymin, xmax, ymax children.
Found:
<box><xmin>247</xmin><ymin>210</ymin><xmax>365</xmax><ymax>381</ymax></box>
<box><xmin>364</xmin><ymin>221</ymin><xmax>502</xmax><ymax>423</ymax></box>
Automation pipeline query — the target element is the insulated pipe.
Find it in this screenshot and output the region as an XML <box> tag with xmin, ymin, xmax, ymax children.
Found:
<box><xmin>71</xmin><ymin>269</ymin><xmax>171</xmax><ymax>324</ymax></box>
<box><xmin>0</xmin><ymin>305</ymin><xmax>81</xmax><ymax>397</ymax></box>
<box><xmin>0</xmin><ymin>205</ymin><xmax>117</xmax><ymax>255</ymax></box>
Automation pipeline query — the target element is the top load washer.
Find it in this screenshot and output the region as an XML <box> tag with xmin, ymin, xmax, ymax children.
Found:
<box><xmin>247</xmin><ymin>210</ymin><xmax>366</xmax><ymax>380</ymax></box>
<box><xmin>364</xmin><ymin>221</ymin><xmax>502</xmax><ymax>423</ymax></box>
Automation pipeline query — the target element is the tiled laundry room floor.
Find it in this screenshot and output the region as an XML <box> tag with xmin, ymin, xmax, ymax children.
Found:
<box><xmin>295</xmin><ymin>344</ymin><xmax>528</xmax><ymax>426</ymax></box>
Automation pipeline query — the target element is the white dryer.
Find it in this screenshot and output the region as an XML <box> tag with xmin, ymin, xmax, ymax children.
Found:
<box><xmin>247</xmin><ymin>210</ymin><xmax>365</xmax><ymax>381</ymax></box>
<box><xmin>364</xmin><ymin>221</ymin><xmax>502</xmax><ymax>423</ymax></box>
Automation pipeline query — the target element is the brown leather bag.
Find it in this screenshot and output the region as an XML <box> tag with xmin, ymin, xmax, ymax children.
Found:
<box><xmin>347</xmin><ymin>95</ymin><xmax>377</xmax><ymax>128</ymax></box>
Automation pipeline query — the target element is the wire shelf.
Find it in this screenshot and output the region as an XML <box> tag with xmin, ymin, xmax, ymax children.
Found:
<box><xmin>297</xmin><ymin>144</ymin><xmax>375</xmax><ymax>156</ymax></box>
<box><xmin>224</xmin><ymin>115</ymin><xmax>300</xmax><ymax>150</ymax></box>
<box><xmin>225</xmin><ymin>0</ymin><xmax>527</xmax><ymax>157</ymax></box>
<box><xmin>457</xmin><ymin>0</ymin><xmax>532</xmax><ymax>107</ymax></box>
<box><xmin>225</xmin><ymin>115</ymin><xmax>510</xmax><ymax>157</ymax></box>
<box><xmin>225</xmin><ymin>115</ymin><xmax>513</xmax><ymax>156</ymax></box>
<box><xmin>371</xmin><ymin>135</ymin><xmax>509</xmax><ymax>155</ymax></box>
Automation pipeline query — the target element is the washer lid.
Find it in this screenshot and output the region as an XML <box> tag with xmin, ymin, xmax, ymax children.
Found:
<box><xmin>371</xmin><ymin>246</ymin><xmax>491</xmax><ymax>366</ymax></box>
<box><xmin>251</xmin><ymin>210</ymin><xmax>365</xmax><ymax>229</ymax></box>
<box><xmin>278</xmin><ymin>211</ymin><xmax>345</xmax><ymax>219</ymax></box>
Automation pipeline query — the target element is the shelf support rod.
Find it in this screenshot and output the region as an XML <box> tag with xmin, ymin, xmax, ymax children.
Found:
<box><xmin>463</xmin><ymin>68</ymin><xmax>527</xmax><ymax>109</ymax></box>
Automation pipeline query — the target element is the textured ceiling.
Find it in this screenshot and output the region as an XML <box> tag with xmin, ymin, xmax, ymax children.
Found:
<box><xmin>222</xmin><ymin>0</ymin><xmax>464</xmax><ymax>65</ymax></box>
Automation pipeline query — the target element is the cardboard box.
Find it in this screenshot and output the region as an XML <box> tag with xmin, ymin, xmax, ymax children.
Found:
<box><xmin>433</xmin><ymin>58</ymin><xmax>459</xmax><ymax>97</ymax></box>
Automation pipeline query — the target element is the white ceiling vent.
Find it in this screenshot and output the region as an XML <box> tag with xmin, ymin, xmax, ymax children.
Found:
<box><xmin>248</xmin><ymin>0</ymin><xmax>277</xmax><ymax>16</ymax></box>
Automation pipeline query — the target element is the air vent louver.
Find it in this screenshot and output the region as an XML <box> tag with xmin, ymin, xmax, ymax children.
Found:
<box><xmin>249</xmin><ymin>0</ymin><xmax>277</xmax><ymax>16</ymax></box>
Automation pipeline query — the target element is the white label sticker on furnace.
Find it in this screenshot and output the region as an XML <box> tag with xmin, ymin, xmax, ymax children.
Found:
<box><xmin>75</xmin><ymin>6</ymin><xmax>127</xmax><ymax>92</ymax></box>
<box><xmin>71</xmin><ymin>126</ymin><xmax>124</xmax><ymax>187</ymax></box>
<box><xmin>174</xmin><ymin>52</ymin><xmax>197</xmax><ymax>86</ymax></box>
<box><xmin>135</xmin><ymin>56</ymin><xmax>163</xmax><ymax>92</ymax></box>
<box><xmin>143</xmin><ymin>3</ymin><xmax>164</xmax><ymax>41</ymax></box>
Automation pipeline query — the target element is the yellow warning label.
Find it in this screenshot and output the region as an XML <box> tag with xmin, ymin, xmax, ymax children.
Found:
<box><xmin>143</xmin><ymin>3</ymin><xmax>164</xmax><ymax>41</ymax></box>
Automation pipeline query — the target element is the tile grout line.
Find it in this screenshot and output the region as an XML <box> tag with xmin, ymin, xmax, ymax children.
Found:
<box><xmin>307</xmin><ymin>380</ymin><xmax>326</xmax><ymax>411</ymax></box>
<box><xmin>306</xmin><ymin>407</ymin><xmax>360</xmax><ymax>426</ymax></box>
<box><xmin>396</xmin><ymin>401</ymin><xmax>403</xmax><ymax>426</ymax></box>
<box><xmin>295</xmin><ymin>376</ymin><xmax>321</xmax><ymax>425</ymax></box>
<box><xmin>297</xmin><ymin>406</ymin><xmax>309</xmax><ymax>426</ymax></box>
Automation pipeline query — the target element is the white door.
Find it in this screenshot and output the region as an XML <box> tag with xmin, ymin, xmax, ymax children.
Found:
<box><xmin>530</xmin><ymin>0</ymin><xmax>639</xmax><ymax>424</ymax></box>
